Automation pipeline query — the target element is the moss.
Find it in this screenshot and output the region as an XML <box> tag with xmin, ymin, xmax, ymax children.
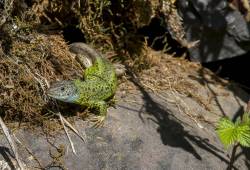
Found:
<box><xmin>0</xmin><ymin>26</ymin><xmax>82</xmax><ymax>124</ymax></box>
<box><xmin>0</xmin><ymin>0</ymin><xmax>183</xmax><ymax>127</ymax></box>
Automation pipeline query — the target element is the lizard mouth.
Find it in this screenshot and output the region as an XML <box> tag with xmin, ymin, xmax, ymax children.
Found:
<box><xmin>46</xmin><ymin>88</ymin><xmax>59</xmax><ymax>99</ymax></box>
<box><xmin>46</xmin><ymin>90</ymin><xmax>55</xmax><ymax>98</ymax></box>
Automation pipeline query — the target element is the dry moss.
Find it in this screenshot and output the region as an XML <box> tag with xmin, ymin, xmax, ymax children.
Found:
<box><xmin>30</xmin><ymin>0</ymin><xmax>185</xmax><ymax>70</ymax></box>
<box><xmin>0</xmin><ymin>31</ymin><xmax>82</xmax><ymax>124</ymax></box>
<box><xmin>120</xmin><ymin>48</ymin><xmax>230</xmax><ymax>119</ymax></box>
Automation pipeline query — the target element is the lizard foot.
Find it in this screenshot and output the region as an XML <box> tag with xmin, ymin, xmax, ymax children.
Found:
<box><xmin>89</xmin><ymin>115</ymin><xmax>106</xmax><ymax>128</ymax></box>
<box><xmin>108</xmin><ymin>97</ymin><xmax>117</xmax><ymax>108</ymax></box>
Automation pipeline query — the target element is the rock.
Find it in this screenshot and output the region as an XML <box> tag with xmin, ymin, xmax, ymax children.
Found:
<box><xmin>0</xmin><ymin>79</ymin><xmax>249</xmax><ymax>169</ymax></box>
<box><xmin>177</xmin><ymin>0</ymin><xmax>250</xmax><ymax>62</ymax></box>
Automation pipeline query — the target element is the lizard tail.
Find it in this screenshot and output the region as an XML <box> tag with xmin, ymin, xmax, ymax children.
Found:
<box><xmin>69</xmin><ymin>42</ymin><xmax>102</xmax><ymax>63</ymax></box>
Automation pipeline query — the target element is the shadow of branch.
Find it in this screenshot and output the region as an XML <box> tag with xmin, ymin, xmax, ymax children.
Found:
<box><xmin>127</xmin><ymin>70</ymin><xmax>237</xmax><ymax>169</ymax></box>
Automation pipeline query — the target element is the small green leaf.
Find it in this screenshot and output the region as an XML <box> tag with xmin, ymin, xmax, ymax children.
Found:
<box><xmin>235</xmin><ymin>117</ymin><xmax>241</xmax><ymax>126</ymax></box>
<box><xmin>236</xmin><ymin>124</ymin><xmax>250</xmax><ymax>147</ymax></box>
<box><xmin>242</xmin><ymin>112</ymin><xmax>250</xmax><ymax>125</ymax></box>
<box><xmin>216</xmin><ymin>118</ymin><xmax>238</xmax><ymax>148</ymax></box>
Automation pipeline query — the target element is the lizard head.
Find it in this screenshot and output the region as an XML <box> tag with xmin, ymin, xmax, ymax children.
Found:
<box><xmin>47</xmin><ymin>80</ymin><xmax>79</xmax><ymax>103</ymax></box>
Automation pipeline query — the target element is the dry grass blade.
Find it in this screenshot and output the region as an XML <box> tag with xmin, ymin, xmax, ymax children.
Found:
<box><xmin>57</xmin><ymin>113</ymin><xmax>86</xmax><ymax>154</ymax></box>
<box><xmin>0</xmin><ymin>117</ymin><xmax>25</xmax><ymax>170</ymax></box>
<box><xmin>58</xmin><ymin>113</ymin><xmax>76</xmax><ymax>155</ymax></box>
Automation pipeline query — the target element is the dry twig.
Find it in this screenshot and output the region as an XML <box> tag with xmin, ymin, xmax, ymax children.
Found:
<box><xmin>0</xmin><ymin>117</ymin><xmax>25</xmax><ymax>170</ymax></box>
<box><xmin>56</xmin><ymin>113</ymin><xmax>86</xmax><ymax>155</ymax></box>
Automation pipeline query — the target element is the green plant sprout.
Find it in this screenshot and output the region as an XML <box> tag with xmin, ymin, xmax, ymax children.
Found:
<box><xmin>216</xmin><ymin>109</ymin><xmax>250</xmax><ymax>170</ymax></box>
<box><xmin>216</xmin><ymin>112</ymin><xmax>250</xmax><ymax>148</ymax></box>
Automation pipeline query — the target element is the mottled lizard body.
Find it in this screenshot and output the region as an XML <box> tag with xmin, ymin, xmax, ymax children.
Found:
<box><xmin>47</xmin><ymin>43</ymin><xmax>117</xmax><ymax>125</ymax></box>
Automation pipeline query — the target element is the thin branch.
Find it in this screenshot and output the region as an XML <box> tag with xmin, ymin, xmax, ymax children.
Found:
<box><xmin>0</xmin><ymin>117</ymin><xmax>25</xmax><ymax>170</ymax></box>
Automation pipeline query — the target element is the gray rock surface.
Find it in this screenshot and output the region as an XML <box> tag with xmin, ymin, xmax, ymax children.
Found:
<box><xmin>178</xmin><ymin>0</ymin><xmax>250</xmax><ymax>62</ymax></box>
<box><xmin>0</xmin><ymin>78</ymin><xmax>249</xmax><ymax>169</ymax></box>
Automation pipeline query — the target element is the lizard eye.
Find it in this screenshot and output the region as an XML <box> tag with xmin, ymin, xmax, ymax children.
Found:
<box><xmin>60</xmin><ymin>87</ymin><xmax>65</xmax><ymax>91</ymax></box>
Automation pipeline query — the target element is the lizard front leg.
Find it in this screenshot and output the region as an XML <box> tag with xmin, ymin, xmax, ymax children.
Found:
<box><xmin>87</xmin><ymin>100</ymin><xmax>108</xmax><ymax>127</ymax></box>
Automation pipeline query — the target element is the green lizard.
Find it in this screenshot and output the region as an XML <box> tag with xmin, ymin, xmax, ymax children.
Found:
<box><xmin>47</xmin><ymin>42</ymin><xmax>118</xmax><ymax>126</ymax></box>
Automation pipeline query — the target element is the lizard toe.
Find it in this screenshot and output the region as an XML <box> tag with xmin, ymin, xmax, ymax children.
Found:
<box><xmin>89</xmin><ymin>115</ymin><xmax>106</xmax><ymax>128</ymax></box>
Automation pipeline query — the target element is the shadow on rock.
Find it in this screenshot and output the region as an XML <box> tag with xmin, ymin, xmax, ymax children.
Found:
<box><xmin>242</xmin><ymin>147</ymin><xmax>250</xmax><ymax>168</ymax></box>
<box><xmin>128</xmin><ymin>71</ymin><xmax>238</xmax><ymax>169</ymax></box>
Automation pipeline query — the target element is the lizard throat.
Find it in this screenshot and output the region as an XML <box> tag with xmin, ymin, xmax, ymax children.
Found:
<box><xmin>63</xmin><ymin>94</ymin><xmax>79</xmax><ymax>103</ymax></box>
